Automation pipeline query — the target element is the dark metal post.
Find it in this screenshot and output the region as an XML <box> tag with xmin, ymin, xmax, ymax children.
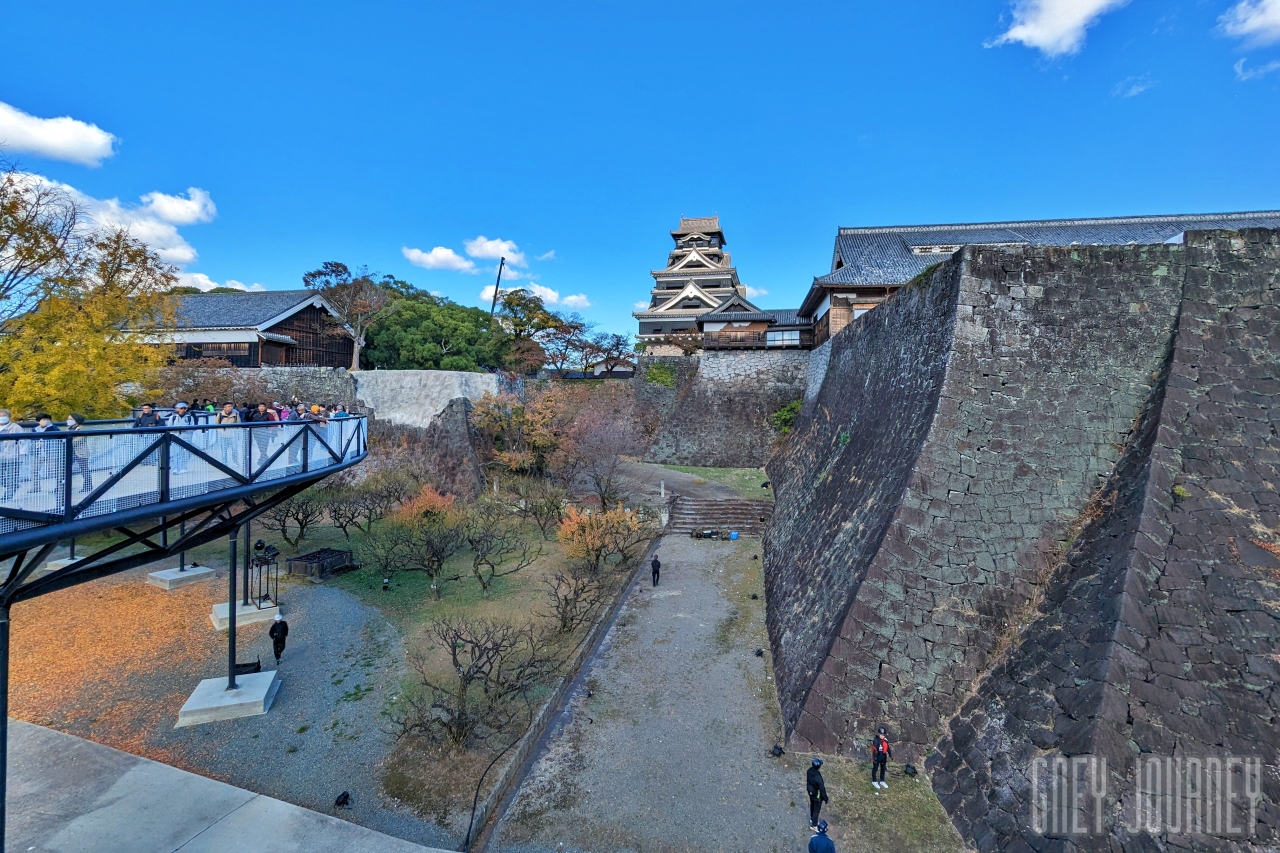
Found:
<box><xmin>241</xmin><ymin>522</ymin><xmax>251</xmax><ymax>607</ymax></box>
<box><xmin>227</xmin><ymin>530</ymin><xmax>238</xmax><ymax>691</ymax></box>
<box><xmin>62</xmin><ymin>434</ymin><xmax>73</xmax><ymax>521</ymax></box>
<box><xmin>0</xmin><ymin>602</ymin><xmax>10</xmax><ymax>853</ymax></box>
<box><xmin>178</xmin><ymin>517</ymin><xmax>186</xmax><ymax>572</ymax></box>
<box><xmin>488</xmin><ymin>256</ymin><xmax>507</xmax><ymax>317</ymax></box>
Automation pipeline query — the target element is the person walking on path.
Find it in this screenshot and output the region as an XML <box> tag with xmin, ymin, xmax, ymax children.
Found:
<box><xmin>268</xmin><ymin>614</ymin><xmax>289</xmax><ymax>664</ymax></box>
<box><xmin>31</xmin><ymin>414</ymin><xmax>60</xmax><ymax>491</ymax></box>
<box><xmin>0</xmin><ymin>410</ymin><xmax>25</xmax><ymax>502</ymax></box>
<box><xmin>871</xmin><ymin>726</ymin><xmax>892</xmax><ymax>789</ymax></box>
<box><xmin>66</xmin><ymin>413</ymin><xmax>92</xmax><ymax>494</ymax></box>
<box><xmin>651</xmin><ymin>554</ymin><xmax>661</xmax><ymax>587</ymax></box>
<box><xmin>807</xmin><ymin>757</ymin><xmax>829</xmax><ymax>829</ymax></box>
<box><xmin>808</xmin><ymin>820</ymin><xmax>835</xmax><ymax>853</ymax></box>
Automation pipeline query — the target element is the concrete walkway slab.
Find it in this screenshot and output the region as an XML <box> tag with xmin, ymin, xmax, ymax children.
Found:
<box><xmin>6</xmin><ymin>720</ymin><xmax>450</xmax><ymax>853</ymax></box>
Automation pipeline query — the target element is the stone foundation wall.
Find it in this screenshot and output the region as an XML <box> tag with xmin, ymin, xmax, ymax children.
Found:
<box><xmin>637</xmin><ymin>351</ymin><xmax>809</xmax><ymax>467</ymax></box>
<box><xmin>353</xmin><ymin>369</ymin><xmax>500</xmax><ymax>428</ymax></box>
<box><xmin>928</xmin><ymin>230</ymin><xmax>1280</xmax><ymax>851</ymax></box>
<box><xmin>255</xmin><ymin>366</ymin><xmax>358</xmax><ymax>406</ymax></box>
<box><xmin>764</xmin><ymin>229</ymin><xmax>1280</xmax><ymax>851</ymax></box>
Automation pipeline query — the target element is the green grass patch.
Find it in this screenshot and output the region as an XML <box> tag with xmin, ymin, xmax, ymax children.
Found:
<box><xmin>645</xmin><ymin>363</ymin><xmax>676</xmax><ymax>388</ymax></box>
<box><xmin>820</xmin><ymin>758</ymin><xmax>964</xmax><ymax>853</ymax></box>
<box><xmin>662</xmin><ymin>465</ymin><xmax>771</xmax><ymax>500</ymax></box>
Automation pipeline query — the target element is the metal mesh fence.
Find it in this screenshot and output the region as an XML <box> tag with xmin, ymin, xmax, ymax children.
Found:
<box><xmin>0</xmin><ymin>418</ymin><xmax>365</xmax><ymax>540</ymax></box>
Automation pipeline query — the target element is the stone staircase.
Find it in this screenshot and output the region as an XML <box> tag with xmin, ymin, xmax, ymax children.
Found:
<box><xmin>666</xmin><ymin>496</ymin><xmax>774</xmax><ymax>536</ymax></box>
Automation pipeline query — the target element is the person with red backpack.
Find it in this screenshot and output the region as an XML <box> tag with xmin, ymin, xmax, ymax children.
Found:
<box><xmin>871</xmin><ymin>726</ymin><xmax>892</xmax><ymax>789</ymax></box>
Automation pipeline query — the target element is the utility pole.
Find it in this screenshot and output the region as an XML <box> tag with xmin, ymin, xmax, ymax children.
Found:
<box><xmin>488</xmin><ymin>257</ymin><xmax>506</xmax><ymax>317</ymax></box>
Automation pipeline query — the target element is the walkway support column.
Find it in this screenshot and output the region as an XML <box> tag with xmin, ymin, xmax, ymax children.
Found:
<box><xmin>227</xmin><ymin>529</ymin><xmax>238</xmax><ymax>691</ymax></box>
<box><xmin>0</xmin><ymin>601</ymin><xmax>10</xmax><ymax>853</ymax></box>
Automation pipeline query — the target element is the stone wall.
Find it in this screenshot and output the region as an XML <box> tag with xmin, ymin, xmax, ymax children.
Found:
<box><xmin>637</xmin><ymin>351</ymin><xmax>809</xmax><ymax>467</ymax></box>
<box><xmin>255</xmin><ymin>366</ymin><xmax>358</xmax><ymax>405</ymax></box>
<box><xmin>927</xmin><ymin>231</ymin><xmax>1280</xmax><ymax>851</ymax></box>
<box><xmin>764</xmin><ymin>230</ymin><xmax>1280</xmax><ymax>851</ymax></box>
<box><xmin>352</xmin><ymin>369</ymin><xmax>500</xmax><ymax>427</ymax></box>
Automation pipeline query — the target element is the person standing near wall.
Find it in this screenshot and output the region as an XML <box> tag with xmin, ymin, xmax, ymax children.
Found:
<box><xmin>807</xmin><ymin>758</ymin><xmax>829</xmax><ymax>830</ymax></box>
<box><xmin>651</xmin><ymin>553</ymin><xmax>661</xmax><ymax>587</ymax></box>
<box><xmin>871</xmin><ymin>726</ymin><xmax>892</xmax><ymax>789</ymax></box>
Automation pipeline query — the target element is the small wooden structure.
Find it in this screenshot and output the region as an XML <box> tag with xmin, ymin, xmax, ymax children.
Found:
<box><xmin>286</xmin><ymin>548</ymin><xmax>352</xmax><ymax>579</ymax></box>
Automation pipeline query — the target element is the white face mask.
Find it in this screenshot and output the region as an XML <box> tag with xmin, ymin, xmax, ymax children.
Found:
<box><xmin>0</xmin><ymin>416</ymin><xmax>9</xmax><ymax>425</ymax></box>
<box><xmin>67</xmin><ymin>419</ymin><xmax>76</xmax><ymax>427</ymax></box>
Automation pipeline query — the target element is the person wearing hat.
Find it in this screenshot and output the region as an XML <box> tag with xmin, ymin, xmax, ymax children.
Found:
<box><xmin>166</xmin><ymin>402</ymin><xmax>197</xmax><ymax>474</ymax></box>
<box><xmin>268</xmin><ymin>613</ymin><xmax>289</xmax><ymax>664</ymax></box>
<box><xmin>807</xmin><ymin>757</ymin><xmax>829</xmax><ymax>830</ymax></box>
<box><xmin>808</xmin><ymin>820</ymin><xmax>835</xmax><ymax>853</ymax></box>
<box><xmin>871</xmin><ymin>726</ymin><xmax>892</xmax><ymax>789</ymax></box>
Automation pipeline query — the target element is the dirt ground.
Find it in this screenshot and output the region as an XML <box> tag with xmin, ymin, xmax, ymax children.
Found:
<box><xmin>8</xmin><ymin>562</ymin><xmax>458</xmax><ymax>850</ymax></box>
<box><xmin>493</xmin><ymin>534</ymin><xmax>812</xmax><ymax>853</ymax></box>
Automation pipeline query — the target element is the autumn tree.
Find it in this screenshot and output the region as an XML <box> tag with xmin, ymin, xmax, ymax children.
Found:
<box><xmin>0</xmin><ymin>227</ymin><xmax>177</xmax><ymax>417</ymax></box>
<box><xmin>557</xmin><ymin>505</ymin><xmax>654</xmax><ymax>574</ymax></box>
<box><xmin>302</xmin><ymin>261</ymin><xmax>396</xmax><ymax>371</ymax></box>
<box><xmin>0</xmin><ymin>162</ymin><xmax>83</xmax><ymax>324</ymax></box>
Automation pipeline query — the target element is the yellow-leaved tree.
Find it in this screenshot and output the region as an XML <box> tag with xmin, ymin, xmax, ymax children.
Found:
<box><xmin>0</xmin><ymin>227</ymin><xmax>177</xmax><ymax>418</ymax></box>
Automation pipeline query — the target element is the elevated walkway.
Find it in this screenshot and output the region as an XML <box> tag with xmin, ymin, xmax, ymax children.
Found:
<box><xmin>6</xmin><ymin>719</ymin><xmax>449</xmax><ymax>853</ymax></box>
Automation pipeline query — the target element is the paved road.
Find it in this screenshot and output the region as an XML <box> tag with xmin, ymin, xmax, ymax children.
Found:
<box><xmin>493</xmin><ymin>534</ymin><xmax>812</xmax><ymax>853</ymax></box>
<box><xmin>6</xmin><ymin>720</ymin><xmax>450</xmax><ymax>853</ymax></box>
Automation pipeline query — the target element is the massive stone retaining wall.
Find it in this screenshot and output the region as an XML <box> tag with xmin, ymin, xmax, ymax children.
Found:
<box><xmin>352</xmin><ymin>369</ymin><xmax>502</xmax><ymax>427</ymax></box>
<box><xmin>764</xmin><ymin>230</ymin><xmax>1280</xmax><ymax>850</ymax></box>
<box><xmin>637</xmin><ymin>350</ymin><xmax>809</xmax><ymax>467</ymax></box>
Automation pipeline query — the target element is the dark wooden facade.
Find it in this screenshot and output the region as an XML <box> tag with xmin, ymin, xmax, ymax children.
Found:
<box><xmin>266</xmin><ymin>304</ymin><xmax>353</xmax><ymax>367</ymax></box>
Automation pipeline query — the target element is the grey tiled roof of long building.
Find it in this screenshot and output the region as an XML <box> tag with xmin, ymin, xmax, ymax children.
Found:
<box><xmin>815</xmin><ymin>211</ymin><xmax>1280</xmax><ymax>286</ymax></box>
<box><xmin>173</xmin><ymin>289</ymin><xmax>317</xmax><ymax>328</ymax></box>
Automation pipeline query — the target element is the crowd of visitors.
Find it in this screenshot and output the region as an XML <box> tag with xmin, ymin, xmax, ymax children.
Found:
<box><xmin>0</xmin><ymin>400</ymin><xmax>359</xmax><ymax>504</ymax></box>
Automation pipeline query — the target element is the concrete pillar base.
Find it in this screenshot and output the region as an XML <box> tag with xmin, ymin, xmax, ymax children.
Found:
<box><xmin>147</xmin><ymin>566</ymin><xmax>216</xmax><ymax>590</ymax></box>
<box><xmin>210</xmin><ymin>601</ymin><xmax>279</xmax><ymax>631</ymax></box>
<box><xmin>176</xmin><ymin>670</ymin><xmax>281</xmax><ymax>727</ymax></box>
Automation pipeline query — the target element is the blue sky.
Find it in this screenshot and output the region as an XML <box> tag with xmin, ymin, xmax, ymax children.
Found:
<box><xmin>3</xmin><ymin>0</ymin><xmax>1279</xmax><ymax>334</ymax></box>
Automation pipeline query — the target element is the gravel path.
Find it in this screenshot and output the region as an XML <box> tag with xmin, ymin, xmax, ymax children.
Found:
<box><xmin>617</xmin><ymin>461</ymin><xmax>745</xmax><ymax>504</ymax></box>
<box><xmin>492</xmin><ymin>534</ymin><xmax>812</xmax><ymax>853</ymax></box>
<box><xmin>9</xmin><ymin>565</ymin><xmax>457</xmax><ymax>851</ymax></box>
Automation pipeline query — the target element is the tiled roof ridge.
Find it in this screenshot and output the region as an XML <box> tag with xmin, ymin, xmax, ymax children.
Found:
<box><xmin>838</xmin><ymin>210</ymin><xmax>1280</xmax><ymax>236</ymax></box>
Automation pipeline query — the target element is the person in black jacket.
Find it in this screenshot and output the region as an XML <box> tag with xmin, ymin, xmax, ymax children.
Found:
<box><xmin>871</xmin><ymin>726</ymin><xmax>892</xmax><ymax>789</ymax></box>
<box><xmin>651</xmin><ymin>554</ymin><xmax>661</xmax><ymax>587</ymax></box>
<box><xmin>132</xmin><ymin>403</ymin><xmax>163</xmax><ymax>428</ymax></box>
<box><xmin>268</xmin><ymin>614</ymin><xmax>289</xmax><ymax>664</ymax></box>
<box><xmin>807</xmin><ymin>757</ymin><xmax>829</xmax><ymax>829</ymax></box>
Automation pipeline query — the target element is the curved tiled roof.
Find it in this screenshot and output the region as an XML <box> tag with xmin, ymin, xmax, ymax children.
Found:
<box><xmin>672</xmin><ymin>216</ymin><xmax>724</xmax><ymax>238</ymax></box>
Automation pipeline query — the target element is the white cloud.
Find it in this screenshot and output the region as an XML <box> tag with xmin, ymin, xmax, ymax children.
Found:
<box><xmin>536</xmin><ymin>250</ymin><xmax>556</xmax><ymax>261</ymax></box>
<box><xmin>634</xmin><ymin>300</ymin><xmax>651</xmax><ymax>310</ymax></box>
<box><xmin>989</xmin><ymin>0</ymin><xmax>1130</xmax><ymax>56</ymax></box>
<box><xmin>176</xmin><ymin>272</ymin><xmax>264</xmax><ymax>292</ymax></box>
<box><xmin>479</xmin><ymin>284</ymin><xmax>521</xmax><ymax>304</ymax></box>
<box><xmin>402</xmin><ymin>245</ymin><xmax>477</xmax><ymax>273</ymax></box>
<box><xmin>1221</xmin><ymin>0</ymin><xmax>1280</xmax><ymax>45</ymax></box>
<box><xmin>477</xmin><ymin>282</ymin><xmax>590</xmax><ymax>309</ymax></box>
<box><xmin>1112</xmin><ymin>74</ymin><xmax>1156</xmax><ymax>97</ymax></box>
<box><xmin>139</xmin><ymin>188</ymin><xmax>216</xmax><ymax>225</ymax></box>
<box><xmin>1234</xmin><ymin>57</ymin><xmax>1280</xmax><ymax>78</ymax></box>
<box><xmin>0</xmin><ymin>101</ymin><xmax>117</xmax><ymax>167</ymax></box>
<box><xmin>21</xmin><ymin>174</ymin><xmax>213</xmax><ymax>265</ymax></box>
<box><xmin>465</xmin><ymin>235</ymin><xmax>526</xmax><ymax>267</ymax></box>
<box><xmin>745</xmin><ymin>286</ymin><xmax>769</xmax><ymax>299</ymax></box>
